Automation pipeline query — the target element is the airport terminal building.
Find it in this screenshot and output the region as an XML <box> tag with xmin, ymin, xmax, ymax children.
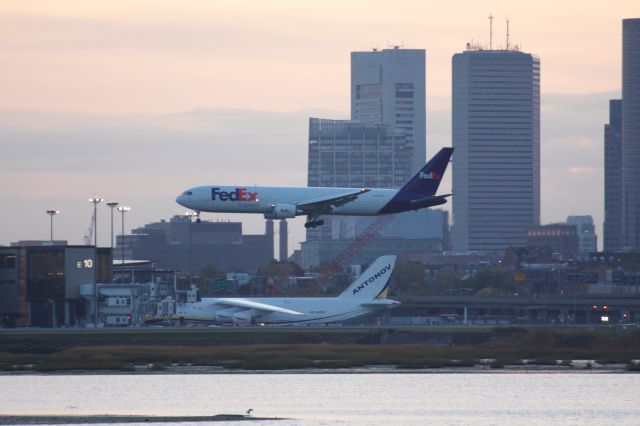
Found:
<box><xmin>0</xmin><ymin>241</ymin><xmax>111</xmax><ymax>327</ymax></box>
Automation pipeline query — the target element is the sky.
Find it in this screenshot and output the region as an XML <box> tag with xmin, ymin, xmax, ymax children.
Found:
<box><xmin>0</xmin><ymin>1</ymin><xmax>638</xmax><ymax>253</ymax></box>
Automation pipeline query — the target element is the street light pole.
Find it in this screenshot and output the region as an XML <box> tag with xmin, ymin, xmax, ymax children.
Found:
<box><xmin>46</xmin><ymin>210</ymin><xmax>59</xmax><ymax>241</ymax></box>
<box><xmin>89</xmin><ymin>197</ymin><xmax>103</xmax><ymax>247</ymax></box>
<box><xmin>106</xmin><ymin>202</ymin><xmax>119</xmax><ymax>250</ymax></box>
<box><xmin>117</xmin><ymin>206</ymin><xmax>130</xmax><ymax>264</ymax></box>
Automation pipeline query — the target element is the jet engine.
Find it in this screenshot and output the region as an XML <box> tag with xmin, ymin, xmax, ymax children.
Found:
<box><xmin>214</xmin><ymin>308</ymin><xmax>238</xmax><ymax>323</ymax></box>
<box><xmin>232</xmin><ymin>310</ymin><xmax>255</xmax><ymax>325</ymax></box>
<box><xmin>264</xmin><ymin>203</ymin><xmax>297</xmax><ymax>219</ymax></box>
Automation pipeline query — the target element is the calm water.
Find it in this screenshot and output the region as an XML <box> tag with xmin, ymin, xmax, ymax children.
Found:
<box><xmin>1</xmin><ymin>373</ymin><xmax>639</xmax><ymax>425</ymax></box>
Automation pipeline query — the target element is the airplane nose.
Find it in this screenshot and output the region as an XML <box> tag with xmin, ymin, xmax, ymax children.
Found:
<box><xmin>177</xmin><ymin>190</ymin><xmax>195</xmax><ymax>207</ymax></box>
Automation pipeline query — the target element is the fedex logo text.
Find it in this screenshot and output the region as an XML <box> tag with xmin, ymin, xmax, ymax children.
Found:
<box><xmin>419</xmin><ymin>171</ymin><xmax>441</xmax><ymax>180</ymax></box>
<box><xmin>211</xmin><ymin>187</ymin><xmax>258</xmax><ymax>202</ymax></box>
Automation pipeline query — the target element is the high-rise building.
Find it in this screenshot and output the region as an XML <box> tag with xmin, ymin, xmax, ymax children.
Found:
<box><xmin>451</xmin><ymin>47</ymin><xmax>540</xmax><ymax>253</ymax></box>
<box><xmin>604</xmin><ymin>99</ymin><xmax>623</xmax><ymax>251</ymax></box>
<box><xmin>622</xmin><ymin>19</ymin><xmax>640</xmax><ymax>249</ymax></box>
<box><xmin>351</xmin><ymin>47</ymin><xmax>426</xmax><ymax>172</ymax></box>
<box><xmin>306</xmin><ymin>117</ymin><xmax>411</xmax><ymax>240</ymax></box>
<box><xmin>567</xmin><ymin>215</ymin><xmax>597</xmax><ymax>255</ymax></box>
<box><xmin>349</xmin><ymin>48</ymin><xmax>435</xmax><ymax>240</ymax></box>
<box><xmin>303</xmin><ymin>118</ymin><xmax>447</xmax><ymax>266</ymax></box>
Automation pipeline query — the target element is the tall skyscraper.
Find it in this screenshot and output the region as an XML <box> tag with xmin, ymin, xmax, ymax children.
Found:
<box><xmin>451</xmin><ymin>47</ymin><xmax>540</xmax><ymax>253</ymax></box>
<box><xmin>622</xmin><ymin>19</ymin><xmax>640</xmax><ymax>249</ymax></box>
<box><xmin>350</xmin><ymin>47</ymin><xmax>432</xmax><ymax>240</ymax></box>
<box><xmin>351</xmin><ymin>47</ymin><xmax>426</xmax><ymax>172</ymax></box>
<box><xmin>604</xmin><ymin>99</ymin><xmax>623</xmax><ymax>251</ymax></box>
<box><xmin>307</xmin><ymin>117</ymin><xmax>411</xmax><ymax>240</ymax></box>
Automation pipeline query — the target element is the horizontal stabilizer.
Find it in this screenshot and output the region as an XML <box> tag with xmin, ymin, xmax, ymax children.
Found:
<box><xmin>410</xmin><ymin>193</ymin><xmax>452</xmax><ymax>205</ymax></box>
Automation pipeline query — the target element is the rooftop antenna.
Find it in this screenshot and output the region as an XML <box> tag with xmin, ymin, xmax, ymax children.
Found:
<box><xmin>506</xmin><ymin>17</ymin><xmax>510</xmax><ymax>50</ymax></box>
<box><xmin>489</xmin><ymin>14</ymin><xmax>494</xmax><ymax>50</ymax></box>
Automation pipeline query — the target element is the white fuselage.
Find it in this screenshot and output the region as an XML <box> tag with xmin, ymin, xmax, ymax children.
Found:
<box><xmin>175</xmin><ymin>297</ymin><xmax>394</xmax><ymax>325</ymax></box>
<box><xmin>176</xmin><ymin>185</ymin><xmax>398</xmax><ymax>216</ymax></box>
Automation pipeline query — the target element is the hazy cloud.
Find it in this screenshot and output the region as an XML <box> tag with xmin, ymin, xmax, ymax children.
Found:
<box><xmin>0</xmin><ymin>91</ymin><xmax>617</xmax><ymax>250</ymax></box>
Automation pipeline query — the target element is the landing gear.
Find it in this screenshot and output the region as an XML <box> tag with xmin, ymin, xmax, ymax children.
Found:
<box><xmin>195</xmin><ymin>211</ymin><xmax>201</xmax><ymax>224</ymax></box>
<box><xmin>304</xmin><ymin>219</ymin><xmax>325</xmax><ymax>229</ymax></box>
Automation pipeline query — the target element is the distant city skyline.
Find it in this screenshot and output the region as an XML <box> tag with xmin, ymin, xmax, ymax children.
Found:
<box><xmin>0</xmin><ymin>2</ymin><xmax>636</xmax><ymax>253</ymax></box>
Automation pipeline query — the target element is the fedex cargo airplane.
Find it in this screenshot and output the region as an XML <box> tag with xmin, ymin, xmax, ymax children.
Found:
<box><xmin>171</xmin><ymin>255</ymin><xmax>398</xmax><ymax>325</ymax></box>
<box><xmin>176</xmin><ymin>147</ymin><xmax>453</xmax><ymax>228</ymax></box>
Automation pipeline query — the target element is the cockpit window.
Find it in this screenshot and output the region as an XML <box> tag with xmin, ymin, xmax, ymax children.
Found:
<box><xmin>182</xmin><ymin>191</ymin><xmax>193</xmax><ymax>196</ymax></box>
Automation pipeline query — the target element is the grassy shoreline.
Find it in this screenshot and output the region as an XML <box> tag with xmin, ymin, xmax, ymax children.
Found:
<box><xmin>1</xmin><ymin>326</ymin><xmax>639</xmax><ymax>372</ymax></box>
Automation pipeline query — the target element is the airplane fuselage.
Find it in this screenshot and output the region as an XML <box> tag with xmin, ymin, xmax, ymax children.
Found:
<box><xmin>174</xmin><ymin>296</ymin><xmax>395</xmax><ymax>325</ymax></box>
<box><xmin>177</xmin><ymin>185</ymin><xmax>402</xmax><ymax>216</ymax></box>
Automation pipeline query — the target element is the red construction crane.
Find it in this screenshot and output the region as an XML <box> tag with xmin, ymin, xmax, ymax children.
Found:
<box><xmin>312</xmin><ymin>214</ymin><xmax>396</xmax><ymax>293</ymax></box>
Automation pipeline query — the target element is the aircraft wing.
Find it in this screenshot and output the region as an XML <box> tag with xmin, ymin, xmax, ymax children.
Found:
<box><xmin>214</xmin><ymin>298</ymin><xmax>305</xmax><ymax>316</ymax></box>
<box><xmin>296</xmin><ymin>188</ymin><xmax>371</xmax><ymax>215</ymax></box>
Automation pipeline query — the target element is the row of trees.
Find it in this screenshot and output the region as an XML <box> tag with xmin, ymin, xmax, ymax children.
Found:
<box><xmin>388</xmin><ymin>262</ymin><xmax>528</xmax><ymax>296</ymax></box>
<box><xmin>179</xmin><ymin>259</ymin><xmax>531</xmax><ymax>297</ymax></box>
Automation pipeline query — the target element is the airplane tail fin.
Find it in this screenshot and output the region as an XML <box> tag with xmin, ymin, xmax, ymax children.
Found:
<box><xmin>338</xmin><ymin>255</ymin><xmax>397</xmax><ymax>300</ymax></box>
<box><xmin>399</xmin><ymin>147</ymin><xmax>454</xmax><ymax>197</ymax></box>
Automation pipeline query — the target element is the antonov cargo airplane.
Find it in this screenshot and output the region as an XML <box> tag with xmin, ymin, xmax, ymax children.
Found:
<box><xmin>176</xmin><ymin>147</ymin><xmax>453</xmax><ymax>228</ymax></box>
<box><xmin>172</xmin><ymin>255</ymin><xmax>398</xmax><ymax>325</ymax></box>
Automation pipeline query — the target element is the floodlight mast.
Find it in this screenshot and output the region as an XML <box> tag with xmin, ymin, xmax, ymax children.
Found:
<box><xmin>88</xmin><ymin>197</ymin><xmax>103</xmax><ymax>327</ymax></box>
<box><xmin>106</xmin><ymin>202</ymin><xmax>119</xmax><ymax>249</ymax></box>
<box><xmin>88</xmin><ymin>198</ymin><xmax>103</xmax><ymax>247</ymax></box>
<box><xmin>117</xmin><ymin>206</ymin><xmax>131</xmax><ymax>264</ymax></box>
<box><xmin>46</xmin><ymin>210</ymin><xmax>59</xmax><ymax>241</ymax></box>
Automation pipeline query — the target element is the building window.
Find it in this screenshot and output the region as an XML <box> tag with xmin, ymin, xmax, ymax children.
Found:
<box><xmin>26</xmin><ymin>250</ymin><xmax>65</xmax><ymax>301</ymax></box>
<box><xmin>0</xmin><ymin>254</ymin><xmax>16</xmax><ymax>269</ymax></box>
